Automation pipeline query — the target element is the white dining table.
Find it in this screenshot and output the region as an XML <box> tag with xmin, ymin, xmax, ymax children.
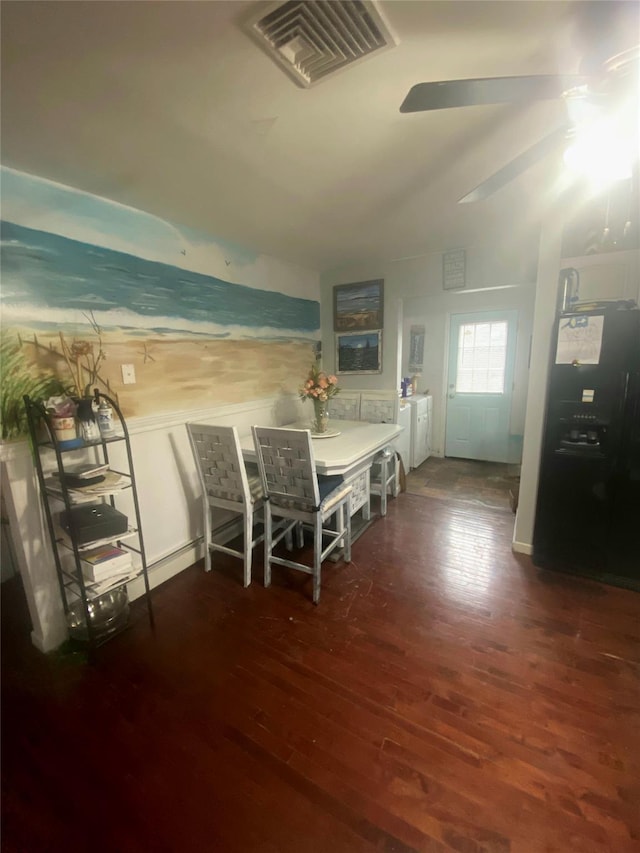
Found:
<box><xmin>240</xmin><ymin>419</ymin><xmax>402</xmax><ymax>529</ymax></box>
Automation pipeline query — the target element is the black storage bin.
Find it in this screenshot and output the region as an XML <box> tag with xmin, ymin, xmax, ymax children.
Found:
<box><xmin>60</xmin><ymin>504</ymin><xmax>128</xmax><ymax>545</ymax></box>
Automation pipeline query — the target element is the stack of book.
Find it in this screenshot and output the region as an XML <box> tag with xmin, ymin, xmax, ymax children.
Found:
<box><xmin>46</xmin><ymin>469</ymin><xmax>129</xmax><ymax>505</ymax></box>
<box><xmin>62</xmin><ymin>462</ymin><xmax>110</xmax><ymax>485</ymax></box>
<box><xmin>79</xmin><ymin>544</ymin><xmax>136</xmax><ymax>595</ymax></box>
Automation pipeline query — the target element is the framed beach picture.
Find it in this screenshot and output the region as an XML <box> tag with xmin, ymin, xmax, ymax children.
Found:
<box><xmin>333</xmin><ymin>279</ymin><xmax>384</xmax><ymax>332</ymax></box>
<box><xmin>336</xmin><ymin>330</ymin><xmax>382</xmax><ymax>374</ymax></box>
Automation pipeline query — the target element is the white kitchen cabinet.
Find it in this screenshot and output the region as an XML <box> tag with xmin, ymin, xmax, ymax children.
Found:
<box><xmin>409</xmin><ymin>395</ymin><xmax>432</xmax><ymax>469</ymax></box>
<box><xmin>395</xmin><ymin>401</ymin><xmax>411</xmax><ymax>473</ymax></box>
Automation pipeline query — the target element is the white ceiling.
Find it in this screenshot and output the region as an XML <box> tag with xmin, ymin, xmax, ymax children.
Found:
<box><xmin>1</xmin><ymin>1</ymin><xmax>638</xmax><ymax>272</ymax></box>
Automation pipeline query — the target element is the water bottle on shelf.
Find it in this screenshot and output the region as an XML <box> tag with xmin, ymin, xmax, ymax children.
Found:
<box><xmin>76</xmin><ymin>397</ymin><xmax>100</xmax><ymax>442</ymax></box>
<box><xmin>97</xmin><ymin>399</ymin><xmax>116</xmax><ymax>437</ymax></box>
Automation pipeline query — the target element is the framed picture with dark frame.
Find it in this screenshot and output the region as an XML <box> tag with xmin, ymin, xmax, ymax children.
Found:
<box><xmin>336</xmin><ymin>330</ymin><xmax>382</xmax><ymax>375</ymax></box>
<box><xmin>333</xmin><ymin>279</ymin><xmax>384</xmax><ymax>332</ymax></box>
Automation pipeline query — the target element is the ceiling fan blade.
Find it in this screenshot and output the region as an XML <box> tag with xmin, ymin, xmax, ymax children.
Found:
<box><xmin>458</xmin><ymin>124</ymin><xmax>571</xmax><ymax>204</ymax></box>
<box><xmin>400</xmin><ymin>76</ymin><xmax>585</xmax><ymax>113</ymax></box>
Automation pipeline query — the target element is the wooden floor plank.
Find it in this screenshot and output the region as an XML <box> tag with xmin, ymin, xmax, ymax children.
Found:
<box><xmin>2</xmin><ymin>492</ymin><xmax>639</xmax><ymax>852</ymax></box>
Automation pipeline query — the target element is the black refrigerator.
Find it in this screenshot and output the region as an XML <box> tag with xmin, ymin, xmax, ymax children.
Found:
<box><xmin>533</xmin><ymin>305</ymin><xmax>640</xmax><ymax>590</ymax></box>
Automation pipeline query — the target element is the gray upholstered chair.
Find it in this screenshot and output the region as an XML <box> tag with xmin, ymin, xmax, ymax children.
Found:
<box><xmin>369</xmin><ymin>446</ymin><xmax>399</xmax><ymax>516</ymax></box>
<box><xmin>328</xmin><ymin>392</ymin><xmax>361</xmax><ymax>421</ymax></box>
<box><xmin>359</xmin><ymin>394</ymin><xmax>397</xmax><ymax>425</ymax></box>
<box><xmin>360</xmin><ymin>392</ymin><xmax>400</xmax><ymax>516</ymax></box>
<box><xmin>251</xmin><ymin>426</ymin><xmax>352</xmax><ymax>604</ymax></box>
<box><xmin>187</xmin><ymin>423</ymin><xmax>264</xmax><ymax>587</ymax></box>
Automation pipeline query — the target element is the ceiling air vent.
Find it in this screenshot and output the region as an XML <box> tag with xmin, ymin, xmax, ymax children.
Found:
<box><xmin>242</xmin><ymin>0</ymin><xmax>397</xmax><ymax>88</ymax></box>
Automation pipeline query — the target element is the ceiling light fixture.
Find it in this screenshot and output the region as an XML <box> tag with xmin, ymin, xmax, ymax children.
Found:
<box><xmin>563</xmin><ymin>111</ymin><xmax>634</xmax><ymax>189</ymax></box>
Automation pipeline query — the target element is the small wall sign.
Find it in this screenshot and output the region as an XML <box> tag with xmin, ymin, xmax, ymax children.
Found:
<box><xmin>408</xmin><ymin>325</ymin><xmax>425</xmax><ymax>372</ymax></box>
<box><xmin>443</xmin><ymin>249</ymin><xmax>466</xmax><ymax>290</ymax></box>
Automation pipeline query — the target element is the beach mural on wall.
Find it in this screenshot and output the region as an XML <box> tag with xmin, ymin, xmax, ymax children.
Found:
<box><xmin>0</xmin><ymin>167</ymin><xmax>320</xmax><ymax>424</ymax></box>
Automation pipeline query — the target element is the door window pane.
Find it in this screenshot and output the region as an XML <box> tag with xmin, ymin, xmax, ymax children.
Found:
<box><xmin>456</xmin><ymin>321</ymin><xmax>507</xmax><ymax>393</ymax></box>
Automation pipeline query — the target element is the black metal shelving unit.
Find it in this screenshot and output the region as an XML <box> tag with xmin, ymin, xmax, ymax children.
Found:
<box><xmin>24</xmin><ymin>389</ymin><xmax>154</xmax><ymax>650</ymax></box>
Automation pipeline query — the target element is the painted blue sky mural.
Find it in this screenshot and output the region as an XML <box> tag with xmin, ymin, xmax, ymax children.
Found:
<box><xmin>0</xmin><ymin>167</ymin><xmax>319</xmax><ymax>341</ymax></box>
<box><xmin>1</xmin><ymin>166</ymin><xmax>256</xmax><ymax>270</ymax></box>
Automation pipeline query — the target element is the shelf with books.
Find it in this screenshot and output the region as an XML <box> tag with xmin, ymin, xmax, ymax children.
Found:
<box><xmin>24</xmin><ymin>390</ymin><xmax>154</xmax><ymax>651</ymax></box>
<box><xmin>62</xmin><ymin>564</ymin><xmax>142</xmax><ymax>602</ymax></box>
<box><xmin>44</xmin><ymin>470</ymin><xmax>133</xmax><ymax>505</ymax></box>
<box><xmin>57</xmin><ymin>526</ymin><xmax>140</xmax><ymax>553</ymax></box>
<box><xmin>79</xmin><ymin>542</ymin><xmax>133</xmax><ymax>576</ymax></box>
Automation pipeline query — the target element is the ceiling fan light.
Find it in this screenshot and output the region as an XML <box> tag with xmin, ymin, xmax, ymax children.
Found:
<box><xmin>563</xmin><ymin>122</ymin><xmax>633</xmax><ymax>188</ymax></box>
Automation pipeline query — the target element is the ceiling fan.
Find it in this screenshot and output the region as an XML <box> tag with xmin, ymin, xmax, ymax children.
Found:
<box><xmin>400</xmin><ymin>26</ymin><xmax>639</xmax><ymax>204</ymax></box>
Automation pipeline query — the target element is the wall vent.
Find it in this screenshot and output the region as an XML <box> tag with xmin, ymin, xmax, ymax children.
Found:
<box><xmin>242</xmin><ymin>0</ymin><xmax>397</xmax><ymax>88</ymax></box>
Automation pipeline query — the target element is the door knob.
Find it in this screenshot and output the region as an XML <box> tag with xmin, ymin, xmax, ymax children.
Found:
<box><xmin>448</xmin><ymin>393</ymin><xmax>455</xmax><ymax>399</ymax></box>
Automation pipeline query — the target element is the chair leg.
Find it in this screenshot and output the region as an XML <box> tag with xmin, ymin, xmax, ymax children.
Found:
<box><xmin>204</xmin><ymin>503</ymin><xmax>212</xmax><ymax>572</ymax></box>
<box><xmin>344</xmin><ymin>497</ymin><xmax>352</xmax><ymax>563</ymax></box>
<box><xmin>335</xmin><ymin>502</ymin><xmax>345</xmax><ymax>550</ymax></box>
<box><xmin>243</xmin><ymin>506</ymin><xmax>252</xmax><ymax>588</ymax></box>
<box><xmin>362</xmin><ymin>469</ymin><xmax>371</xmax><ymax>521</ymax></box>
<box><xmin>379</xmin><ymin>458</ymin><xmax>388</xmax><ymax>516</ymax></box>
<box><xmin>264</xmin><ymin>502</ymin><xmax>273</xmax><ymax>588</ymax></box>
<box><xmin>284</xmin><ymin>522</ymin><xmax>303</xmax><ymax>550</ymax></box>
<box><xmin>392</xmin><ymin>455</ymin><xmax>400</xmax><ymax>498</ymax></box>
<box><xmin>312</xmin><ymin>513</ymin><xmax>322</xmax><ymax>605</ymax></box>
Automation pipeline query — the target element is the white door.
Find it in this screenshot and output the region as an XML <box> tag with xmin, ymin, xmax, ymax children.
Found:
<box><xmin>445</xmin><ymin>311</ymin><xmax>518</xmax><ymax>462</ymax></box>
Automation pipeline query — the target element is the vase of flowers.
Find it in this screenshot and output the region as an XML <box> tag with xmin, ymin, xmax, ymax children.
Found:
<box><xmin>312</xmin><ymin>398</ymin><xmax>329</xmax><ymax>434</ymax></box>
<box><xmin>299</xmin><ymin>365</ymin><xmax>339</xmax><ymax>434</ymax></box>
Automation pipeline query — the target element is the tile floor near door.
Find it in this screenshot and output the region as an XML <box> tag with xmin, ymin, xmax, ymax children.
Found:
<box><xmin>405</xmin><ymin>455</ymin><xmax>521</xmax><ymax>512</ymax></box>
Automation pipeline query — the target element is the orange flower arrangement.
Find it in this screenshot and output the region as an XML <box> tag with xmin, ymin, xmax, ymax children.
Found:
<box><xmin>299</xmin><ymin>364</ymin><xmax>340</xmax><ymax>403</ymax></box>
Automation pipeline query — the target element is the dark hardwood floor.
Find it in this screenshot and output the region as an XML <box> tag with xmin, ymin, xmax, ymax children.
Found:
<box><xmin>2</xmin><ymin>493</ymin><xmax>639</xmax><ymax>853</ymax></box>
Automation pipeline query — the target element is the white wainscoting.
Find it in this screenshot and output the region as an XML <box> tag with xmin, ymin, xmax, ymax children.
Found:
<box><xmin>1</xmin><ymin>394</ymin><xmax>306</xmax><ymax>652</ymax></box>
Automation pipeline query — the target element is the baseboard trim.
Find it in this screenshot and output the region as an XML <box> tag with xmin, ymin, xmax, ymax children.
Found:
<box><xmin>127</xmin><ymin>540</ymin><xmax>205</xmax><ymax>601</ymax></box>
<box><xmin>512</xmin><ymin>540</ymin><xmax>533</xmax><ymax>555</ymax></box>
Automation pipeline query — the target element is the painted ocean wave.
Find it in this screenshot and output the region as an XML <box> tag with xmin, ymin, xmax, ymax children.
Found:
<box><xmin>2</xmin><ymin>303</ymin><xmax>316</xmax><ymax>343</ymax></box>
<box><xmin>0</xmin><ymin>220</ymin><xmax>320</xmax><ymax>335</ymax></box>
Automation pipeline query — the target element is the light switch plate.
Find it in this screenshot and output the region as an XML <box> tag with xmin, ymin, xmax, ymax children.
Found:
<box><xmin>121</xmin><ymin>364</ymin><xmax>136</xmax><ymax>385</ymax></box>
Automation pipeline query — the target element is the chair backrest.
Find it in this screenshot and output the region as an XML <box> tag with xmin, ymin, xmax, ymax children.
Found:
<box><xmin>329</xmin><ymin>392</ymin><xmax>361</xmax><ymax>421</ymax></box>
<box><xmin>360</xmin><ymin>391</ymin><xmax>399</xmax><ymax>424</ymax></box>
<box><xmin>252</xmin><ymin>426</ymin><xmax>320</xmax><ymax>512</ymax></box>
<box><xmin>187</xmin><ymin>423</ymin><xmax>253</xmax><ymax>506</ymax></box>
